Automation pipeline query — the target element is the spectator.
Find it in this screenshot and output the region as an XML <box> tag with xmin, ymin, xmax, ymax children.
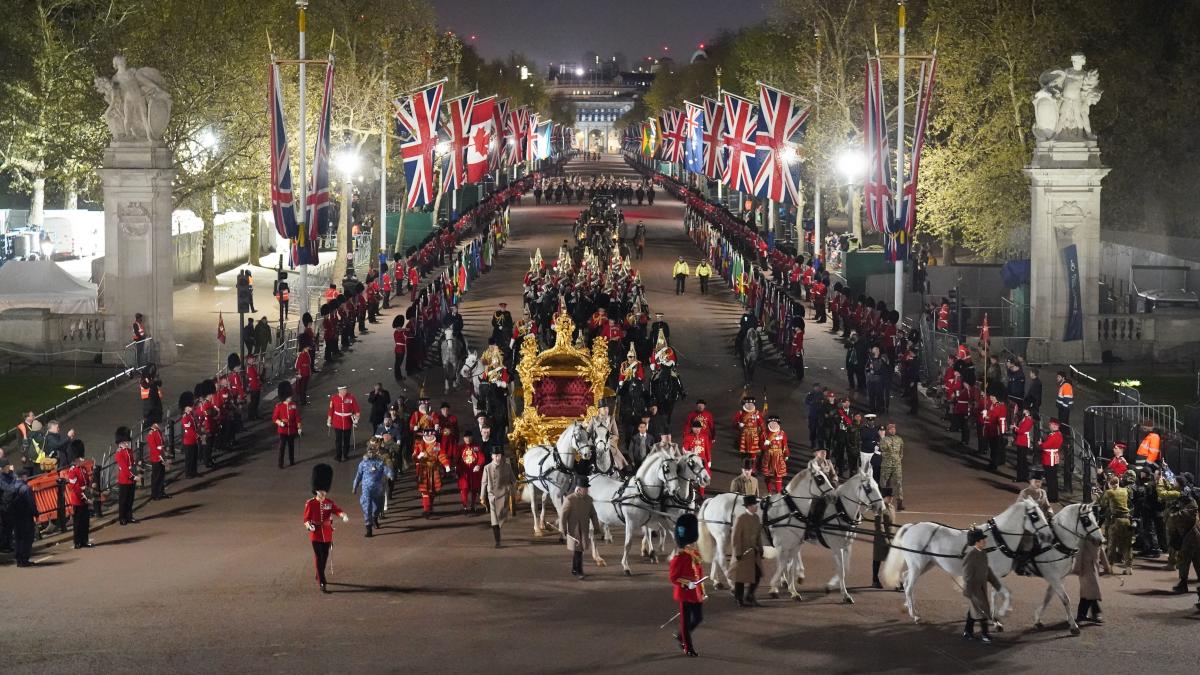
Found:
<box><xmin>254</xmin><ymin>317</ymin><xmax>273</xmax><ymax>355</ymax></box>
<box><xmin>1024</xmin><ymin>368</ymin><xmax>1043</xmax><ymax>420</ymax></box>
<box><xmin>0</xmin><ymin>456</ymin><xmax>16</xmax><ymax>552</ymax></box>
<box><xmin>42</xmin><ymin>421</ymin><xmax>74</xmax><ymax>470</ymax></box>
<box><xmin>242</xmin><ymin>318</ymin><xmax>256</xmax><ymax>354</ymax></box>
<box><xmin>8</xmin><ymin>468</ymin><xmax>37</xmax><ymax>566</ymax></box>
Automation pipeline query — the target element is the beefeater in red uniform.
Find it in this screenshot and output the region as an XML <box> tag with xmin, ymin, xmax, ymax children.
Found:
<box><xmin>760</xmin><ymin>415</ymin><xmax>789</xmax><ymax>493</ymax></box>
<box><xmin>303</xmin><ymin>463</ymin><xmax>347</xmax><ymax>593</ymax></box>
<box><xmin>733</xmin><ymin>396</ymin><xmax>765</xmax><ymax>463</ymax></box>
<box><xmin>413</xmin><ymin>427</ymin><xmax>451</xmax><ymax>517</ymax></box>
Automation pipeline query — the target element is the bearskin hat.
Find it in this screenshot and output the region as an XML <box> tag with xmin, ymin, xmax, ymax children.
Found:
<box><xmin>393</xmin><ymin>315</ymin><xmax>405</xmax><ymax>329</ymax></box>
<box><xmin>674</xmin><ymin>513</ymin><xmax>699</xmax><ymax>547</ymax></box>
<box><xmin>227</xmin><ymin>353</ymin><xmax>242</xmax><ymax>371</ymax></box>
<box><xmin>278</xmin><ymin>380</ymin><xmax>293</xmax><ymax>400</ymax></box>
<box><xmin>198</xmin><ymin>379</ymin><xmax>217</xmax><ymax>397</ymax></box>
<box><xmin>114</xmin><ymin>426</ymin><xmax>132</xmax><ymax>444</ymax></box>
<box><xmin>178</xmin><ymin>391</ymin><xmax>195</xmax><ymax>410</ymax></box>
<box><xmin>311</xmin><ymin>463</ymin><xmax>333</xmax><ymax>494</ymax></box>
<box><xmin>302</xmin><ymin>311</ymin><xmax>313</xmax><ymax>326</ymax></box>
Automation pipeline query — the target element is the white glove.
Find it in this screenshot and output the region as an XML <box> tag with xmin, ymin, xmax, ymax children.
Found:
<box><xmin>684</xmin><ymin>581</ymin><xmax>696</xmax><ymax>590</ymax></box>
<box><xmin>444</xmin><ymin>466</ymin><xmax>452</xmax><ymax>473</ymax></box>
<box><xmin>340</xmin><ymin>514</ymin><xmax>349</xmax><ymax>523</ymax></box>
<box><xmin>418</xmin><ymin>452</ymin><xmax>426</xmax><ymax>459</ymax></box>
<box><xmin>326</xmin><ymin>419</ymin><xmax>332</xmax><ymax>428</ymax></box>
<box><xmin>306</xmin><ymin>522</ymin><xmax>316</xmax><ymax>532</ymax></box>
<box><xmin>298</xmin><ymin>429</ymin><xmax>303</xmax><ymax>437</ymax></box>
<box><xmin>474</xmin><ymin>466</ymin><xmax>481</xmax><ymax>473</ymax></box>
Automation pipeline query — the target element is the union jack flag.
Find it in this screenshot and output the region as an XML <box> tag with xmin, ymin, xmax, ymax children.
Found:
<box><xmin>721</xmin><ymin>91</ymin><xmax>760</xmax><ymax>194</ymax></box>
<box><xmin>394</xmin><ymin>79</ymin><xmax>445</xmax><ymax>208</ymax></box>
<box><xmin>525</xmin><ymin>111</ymin><xmax>539</xmax><ymax>162</ymax></box>
<box><xmin>267</xmin><ymin>60</ymin><xmax>298</xmax><ymax>243</ymax></box>
<box><xmin>863</xmin><ymin>57</ymin><xmax>893</xmax><ymax>239</ymax></box>
<box><xmin>299</xmin><ymin>55</ymin><xmax>335</xmax><ymax>266</ymax></box>
<box><xmin>701</xmin><ymin>96</ymin><xmax>726</xmax><ymax>181</ymax></box>
<box><xmin>441</xmin><ymin>92</ymin><xmax>475</xmax><ymax>192</ymax></box>
<box><xmin>494</xmin><ymin>98</ymin><xmax>512</xmax><ymax>168</ymax></box>
<box><xmin>683</xmin><ymin>101</ymin><xmax>704</xmax><ymax>173</ymax></box>
<box><xmin>752</xmin><ymin>82</ymin><xmax>810</xmax><ymax>205</ymax></box>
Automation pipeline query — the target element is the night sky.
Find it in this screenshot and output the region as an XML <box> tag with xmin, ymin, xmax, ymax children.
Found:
<box><xmin>429</xmin><ymin>0</ymin><xmax>771</xmax><ymax>68</ymax></box>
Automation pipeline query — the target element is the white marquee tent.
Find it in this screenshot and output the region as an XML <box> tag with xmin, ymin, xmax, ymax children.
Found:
<box><xmin>0</xmin><ymin>260</ymin><xmax>99</xmax><ymax>314</ymax></box>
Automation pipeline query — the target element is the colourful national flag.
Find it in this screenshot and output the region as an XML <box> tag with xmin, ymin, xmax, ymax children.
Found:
<box><xmin>683</xmin><ymin>101</ymin><xmax>705</xmax><ymax>173</ymax></box>
<box><xmin>721</xmin><ymin>91</ymin><xmax>760</xmax><ymax>193</ymax></box>
<box><xmin>217</xmin><ymin>312</ymin><xmax>226</xmax><ymax>344</ymax></box>
<box><xmin>753</xmin><ymin>82</ymin><xmax>810</xmax><ymax>205</ymax></box>
<box><xmin>701</xmin><ymin>96</ymin><xmax>726</xmax><ymax>181</ymax></box>
<box><xmin>466</xmin><ymin>95</ymin><xmax>497</xmax><ymax>183</ymax></box>
<box><xmin>299</xmin><ymin>55</ymin><xmax>335</xmax><ymax>266</ymax></box>
<box><xmin>441</xmin><ymin>91</ymin><xmax>475</xmax><ymax>192</ymax></box>
<box><xmin>268</xmin><ymin>60</ymin><xmax>299</xmax><ymax>243</ymax></box>
<box><xmin>394</xmin><ymin>79</ymin><xmax>445</xmax><ymax>208</ymax></box>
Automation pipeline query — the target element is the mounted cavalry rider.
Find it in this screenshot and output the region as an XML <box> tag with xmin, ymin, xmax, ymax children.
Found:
<box><xmin>650</xmin><ymin>333</ymin><xmax>677</xmax><ymax>374</ymax></box>
<box><xmin>804</xmin><ymin>446</ymin><xmax>839</xmax><ymax>542</ymax></box>
<box><xmin>619</xmin><ymin>344</ymin><xmax>645</xmax><ymax>387</ymax></box>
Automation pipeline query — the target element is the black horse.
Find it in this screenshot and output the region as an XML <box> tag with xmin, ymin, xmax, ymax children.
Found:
<box><xmin>617</xmin><ymin>377</ymin><xmax>650</xmax><ymax>439</ymax></box>
<box><xmin>651</xmin><ymin>364</ymin><xmax>686</xmax><ymax>425</ymax></box>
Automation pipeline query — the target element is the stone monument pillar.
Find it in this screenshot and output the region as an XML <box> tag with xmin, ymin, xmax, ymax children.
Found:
<box><xmin>1023</xmin><ymin>52</ymin><xmax>1107</xmax><ymax>364</ymax></box>
<box><xmin>96</xmin><ymin>55</ymin><xmax>177</xmax><ymax>364</ymax></box>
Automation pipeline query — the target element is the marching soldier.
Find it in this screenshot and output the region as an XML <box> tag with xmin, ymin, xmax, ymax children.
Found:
<box><xmin>481</xmin><ymin>445</ymin><xmax>517</xmax><ymax>547</ymax></box>
<box><xmin>352</xmin><ymin>441</ymin><xmax>393</xmax><ymax>537</ymax></box>
<box><xmin>413</xmin><ymin>427</ymin><xmax>451</xmax><ymax>518</ymax></box>
<box><xmin>760</xmin><ymin>415</ymin><xmax>789</xmax><ymax>494</ymax></box>
<box><xmin>327</xmin><ymin>385</ymin><xmax>361</xmax><ymax>462</ymax></box>
<box><xmin>272</xmin><ymin>381</ymin><xmax>301</xmax><ymax>468</ymax></box>
<box><xmin>1100</xmin><ymin>473</ymin><xmax>1134</xmax><ymax>575</ymax></box>
<box><xmin>733</xmin><ymin>396</ymin><xmax>764</xmax><ymax>466</ymax></box>
<box><xmin>668</xmin><ymin>513</ymin><xmax>705</xmax><ymax>657</ymax></box>
<box><xmin>303</xmin><ymin>463</ymin><xmax>348</xmax><ymax>592</ymax></box>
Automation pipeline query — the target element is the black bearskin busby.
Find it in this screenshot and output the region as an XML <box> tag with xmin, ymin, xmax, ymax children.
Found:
<box><xmin>312</xmin><ymin>463</ymin><xmax>333</xmax><ymax>494</ymax></box>
<box><xmin>674</xmin><ymin>513</ymin><xmax>698</xmax><ymax>547</ymax></box>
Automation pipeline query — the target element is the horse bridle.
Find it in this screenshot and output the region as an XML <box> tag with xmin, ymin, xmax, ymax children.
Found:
<box><xmin>1044</xmin><ymin>504</ymin><xmax>1103</xmax><ymax>558</ymax></box>
<box><xmin>986</xmin><ymin>502</ymin><xmax>1052</xmax><ymax>559</ymax></box>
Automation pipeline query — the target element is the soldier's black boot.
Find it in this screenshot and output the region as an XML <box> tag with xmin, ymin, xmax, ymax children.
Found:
<box><xmin>492</xmin><ymin>525</ymin><xmax>502</xmax><ymax>548</ymax></box>
<box><xmin>365</xmin><ymin>525</ymin><xmax>373</xmax><ymax>537</ymax></box>
<box><xmin>962</xmin><ymin>614</ymin><xmax>976</xmax><ymax>640</ymax></box>
<box><xmin>978</xmin><ymin>621</ymin><xmax>992</xmax><ymax>644</ymax></box>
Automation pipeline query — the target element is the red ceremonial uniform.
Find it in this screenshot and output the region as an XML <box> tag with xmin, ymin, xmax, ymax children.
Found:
<box><xmin>200</xmin><ymin>399</ymin><xmax>219</xmax><ymax>435</ymax></box>
<box><xmin>295</xmin><ymin>350</ymin><xmax>312</xmax><ymax>378</ymax></box>
<box><xmin>146</xmin><ymin>428</ymin><xmax>166</xmax><ymax>463</ymax></box>
<box><xmin>229</xmin><ymin>372</ymin><xmax>246</xmax><ymax>401</ymax></box>
<box><xmin>327</xmin><ymin>394</ymin><xmax>360</xmax><ymax>431</ymax></box>
<box><xmin>789</xmin><ymin>329</ymin><xmax>804</xmax><ymax>364</ymax></box>
<box><xmin>937</xmin><ymin>303</ymin><xmax>950</xmax><ymax>331</ymax></box>
<box><xmin>246</xmin><ymin>364</ymin><xmax>261</xmax><ymax>392</ymax></box>
<box><xmin>413</xmin><ymin>438</ymin><xmax>451</xmax><ymax>512</ymax></box>
<box><xmin>982</xmin><ymin>402</ymin><xmax>1007</xmax><ymax>439</ymax></box>
<box><xmin>1040</xmin><ymin>431</ymin><xmax>1064</xmax><ymax>467</ymax></box>
<box><xmin>393</xmin><ymin>328</ymin><xmax>408</xmax><ymax>355</ymax></box>
<box><xmin>273</xmin><ymin>401</ymin><xmax>301</xmax><ymax>436</ymax></box>
<box><xmin>115</xmin><ymin>445</ymin><xmax>136</xmax><ymax>485</ymax></box>
<box><xmin>434</xmin><ymin>412</ymin><xmax>460</xmax><ymax>455</ymax></box>
<box><xmin>685</xmin><ymin>409</ymin><xmax>716</xmax><ymax>442</ymax></box>
<box><xmin>1014</xmin><ymin>416</ymin><xmax>1035</xmax><ymax>449</ymax></box>
<box><xmin>733</xmin><ymin>408</ymin><xmax>764</xmax><ymax>457</ymax></box>
<box><xmin>669</xmin><ymin>548</ymin><xmax>705</xmax><ymax>603</ymax></box>
<box><xmin>182</xmin><ymin>410</ymin><xmax>200</xmax><ymax>445</ymax></box>
<box><xmin>760</xmin><ymin>429</ymin><xmax>789</xmax><ymax>482</ymax></box>
<box><xmin>456</xmin><ymin>441</ymin><xmax>484</xmax><ymax>505</ymax></box>
<box><xmin>409</xmin><ymin>409</ymin><xmax>435</xmax><ymax>433</ymax></box>
<box><xmin>303</xmin><ymin>497</ymin><xmax>345</xmax><ymax>543</ymax></box>
<box><xmin>951</xmin><ymin>380</ymin><xmax>971</xmax><ymax>416</ymax></box>
<box><xmin>682</xmin><ymin>430</ymin><xmax>712</xmax><ymax>470</ymax></box>
<box><xmin>65</xmin><ymin>464</ymin><xmax>89</xmax><ymax>507</ymax></box>
<box><xmin>619</xmin><ymin>361</ymin><xmax>645</xmax><ymax>385</ymax></box>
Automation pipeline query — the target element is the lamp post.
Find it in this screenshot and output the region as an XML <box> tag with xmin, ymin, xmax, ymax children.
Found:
<box><xmin>836</xmin><ymin>146</ymin><xmax>866</xmax><ymax>248</ymax></box>
<box><xmin>334</xmin><ymin>143</ymin><xmax>360</xmax><ymax>283</ymax></box>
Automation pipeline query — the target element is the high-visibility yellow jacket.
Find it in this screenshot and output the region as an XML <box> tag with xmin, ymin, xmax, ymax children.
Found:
<box><xmin>672</xmin><ymin>261</ymin><xmax>690</xmax><ymax>277</ymax></box>
<box><xmin>696</xmin><ymin>263</ymin><xmax>711</xmax><ymax>277</ymax></box>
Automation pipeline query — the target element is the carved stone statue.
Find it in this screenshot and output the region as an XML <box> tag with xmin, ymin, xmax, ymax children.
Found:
<box><xmin>101</xmin><ymin>55</ymin><xmax>172</xmax><ymax>142</ymax></box>
<box><xmin>1032</xmin><ymin>52</ymin><xmax>1102</xmax><ymax>142</ymax></box>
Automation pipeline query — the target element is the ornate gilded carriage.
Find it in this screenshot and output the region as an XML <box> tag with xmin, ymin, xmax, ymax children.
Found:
<box><xmin>508</xmin><ymin>312</ymin><xmax>611</xmax><ymax>463</ymax></box>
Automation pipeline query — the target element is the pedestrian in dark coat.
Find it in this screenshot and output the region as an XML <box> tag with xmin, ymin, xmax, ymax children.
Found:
<box><xmin>962</xmin><ymin>528</ymin><xmax>1002</xmax><ymax>642</ymax></box>
<box><xmin>1072</xmin><ymin>537</ymin><xmax>1104</xmax><ymax>624</ymax></box>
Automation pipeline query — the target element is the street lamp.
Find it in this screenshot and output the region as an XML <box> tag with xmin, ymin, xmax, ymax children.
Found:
<box><xmin>574</xmin><ymin>66</ymin><xmax>584</xmax><ymax>77</ymax></box>
<box><xmin>335</xmin><ymin>146</ymin><xmax>360</xmax><ymax>280</ymax></box>
<box><xmin>837</xmin><ymin>146</ymin><xmax>867</xmax><ymax>246</ymax></box>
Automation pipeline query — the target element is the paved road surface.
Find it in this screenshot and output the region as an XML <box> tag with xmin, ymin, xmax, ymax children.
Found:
<box><xmin>8</xmin><ymin>156</ymin><xmax>1198</xmax><ymax>674</ymax></box>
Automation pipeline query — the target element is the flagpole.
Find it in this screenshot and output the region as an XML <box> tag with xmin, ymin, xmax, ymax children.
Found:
<box><xmin>296</xmin><ymin>0</ymin><xmax>310</xmax><ymax>318</ymax></box>
<box><xmin>893</xmin><ymin>1</ymin><xmax>907</xmax><ymax>321</ymax></box>
<box><xmin>380</xmin><ymin>53</ymin><xmax>388</xmax><ymax>258</ymax></box>
<box><xmin>813</xmin><ymin>28</ymin><xmax>822</xmax><ymax>264</ymax></box>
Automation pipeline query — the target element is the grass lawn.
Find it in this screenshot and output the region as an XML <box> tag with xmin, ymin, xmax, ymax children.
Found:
<box><xmin>0</xmin><ymin>373</ymin><xmax>105</xmax><ymax>430</ymax></box>
<box><xmin>1103</xmin><ymin>375</ymin><xmax>1199</xmax><ymax>411</ymax></box>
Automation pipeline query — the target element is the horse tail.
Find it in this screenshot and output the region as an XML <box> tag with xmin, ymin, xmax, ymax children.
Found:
<box><xmin>880</xmin><ymin>523</ymin><xmax>913</xmax><ymax>588</ymax></box>
<box><xmin>521</xmin><ymin>482</ymin><xmax>534</xmax><ymax>504</ymax></box>
<box><xmin>697</xmin><ymin>503</ymin><xmax>716</xmax><ymax>563</ymax></box>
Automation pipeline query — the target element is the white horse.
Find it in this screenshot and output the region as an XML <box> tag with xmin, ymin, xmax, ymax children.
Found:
<box><xmin>635</xmin><ymin>450</ymin><xmax>711</xmax><ymax>562</ymax></box>
<box><xmin>1029</xmin><ymin>502</ymin><xmax>1106</xmax><ymax>635</ymax></box>
<box><xmin>437</xmin><ymin>327</ymin><xmax>464</xmax><ymax>393</ymax></box>
<box><xmin>698</xmin><ymin>468</ymin><xmax>882</xmax><ymax>604</ymax></box>
<box><xmin>520</xmin><ymin>422</ymin><xmax>595</xmax><ymax>537</ymax></box>
<box><xmin>880</xmin><ymin>497</ymin><xmax>1054</xmax><ymax>625</ymax></box>
<box><xmin>588</xmin><ymin>448</ymin><xmax>710</xmax><ymax>575</ymax></box>
<box><xmin>460</xmin><ymin>350</ymin><xmax>484</xmax><ymax>416</ymax></box>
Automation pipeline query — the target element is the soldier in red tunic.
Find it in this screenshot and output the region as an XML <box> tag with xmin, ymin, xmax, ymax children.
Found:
<box><xmin>760</xmin><ymin>415</ymin><xmax>789</xmax><ymax>493</ymax></box>
<box><xmin>788</xmin><ymin>325</ymin><xmax>805</xmax><ymax>380</ymax></box>
<box><xmin>303</xmin><ymin>463</ymin><xmax>347</xmax><ymax>593</ymax></box>
<box><xmin>327</xmin><ymin>384</ymin><xmax>361</xmax><ymax>462</ymax></box>
<box><xmin>456</xmin><ymin>430</ymin><xmax>484</xmax><ymax>514</ymax></box>
<box><xmin>434</xmin><ymin>401</ymin><xmax>460</xmax><ymax>459</ymax></box>
<box><xmin>413</xmin><ymin>427</ymin><xmax>451</xmax><ymax>517</ymax></box>
<box><xmin>668</xmin><ymin>513</ymin><xmax>705</xmax><ymax>657</ymax></box>
<box><xmin>146</xmin><ymin>422</ymin><xmax>168</xmax><ymax>500</ymax></box>
<box><xmin>273</xmin><ymin>381</ymin><xmax>302</xmax><ymax>468</ymax></box>
<box><xmin>65</xmin><ymin>456</ymin><xmax>93</xmax><ymax>549</ymax></box>
<box><xmin>732</xmin><ymin>396</ymin><xmax>764</xmax><ymax>465</ymax></box>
